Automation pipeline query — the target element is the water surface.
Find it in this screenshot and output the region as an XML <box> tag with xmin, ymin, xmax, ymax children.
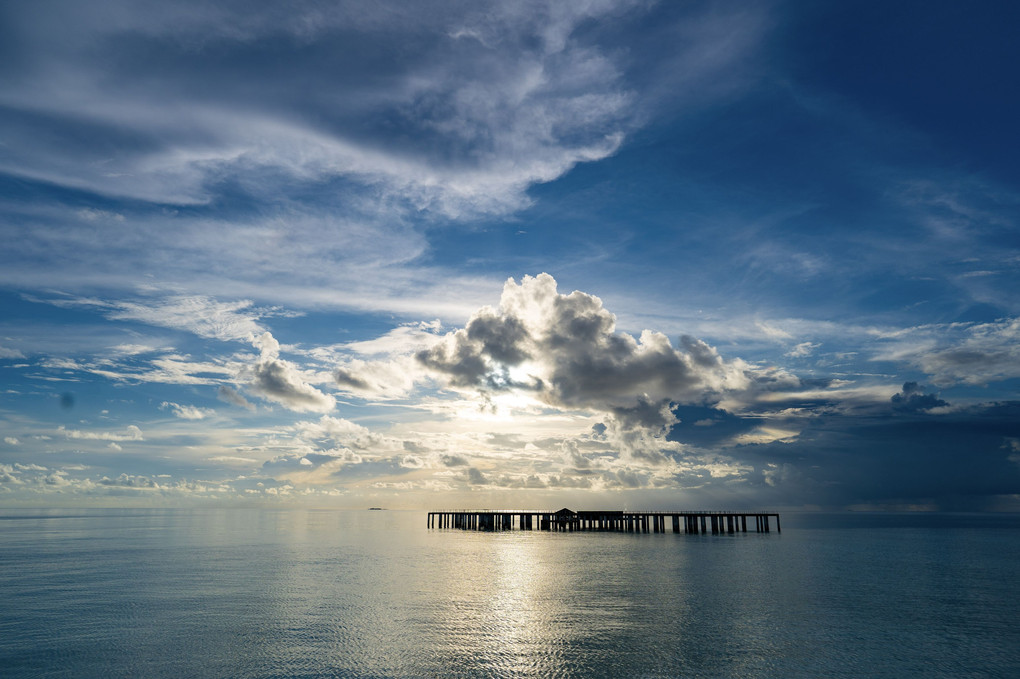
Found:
<box><xmin>1</xmin><ymin>509</ymin><xmax>1018</xmax><ymax>678</ymax></box>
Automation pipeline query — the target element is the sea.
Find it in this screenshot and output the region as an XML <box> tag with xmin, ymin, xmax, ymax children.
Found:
<box><xmin>1</xmin><ymin>508</ymin><xmax>1018</xmax><ymax>678</ymax></box>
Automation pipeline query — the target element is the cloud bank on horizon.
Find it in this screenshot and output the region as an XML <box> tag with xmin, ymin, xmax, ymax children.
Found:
<box><xmin>1</xmin><ymin>0</ymin><xmax>1019</xmax><ymax>510</ymax></box>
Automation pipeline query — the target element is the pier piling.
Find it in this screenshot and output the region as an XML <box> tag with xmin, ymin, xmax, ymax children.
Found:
<box><xmin>427</xmin><ymin>509</ymin><xmax>781</xmax><ymax>535</ymax></box>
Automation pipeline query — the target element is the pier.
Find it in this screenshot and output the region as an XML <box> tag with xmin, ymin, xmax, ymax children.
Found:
<box><xmin>427</xmin><ymin>508</ymin><xmax>780</xmax><ymax>534</ymax></box>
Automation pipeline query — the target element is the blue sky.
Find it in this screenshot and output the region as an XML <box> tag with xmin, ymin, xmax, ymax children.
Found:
<box><xmin>1</xmin><ymin>0</ymin><xmax>1018</xmax><ymax>510</ymax></box>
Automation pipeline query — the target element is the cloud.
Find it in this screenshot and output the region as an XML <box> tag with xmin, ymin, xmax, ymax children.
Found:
<box><xmin>890</xmin><ymin>382</ymin><xmax>948</xmax><ymax>413</ymax></box>
<box><xmin>731</xmin><ymin>427</ymin><xmax>800</xmax><ymax>446</ymax></box>
<box><xmin>106</xmin><ymin>296</ymin><xmax>266</xmax><ymax>342</ymax></box>
<box><xmin>0</xmin><ymin>465</ymin><xmax>21</xmax><ymax>484</ymax></box>
<box><xmin>260</xmin><ymin>448</ymin><xmax>421</xmax><ymax>486</ymax></box>
<box><xmin>248</xmin><ymin>332</ymin><xmax>335</xmax><ymax>412</ymax></box>
<box><xmin>0</xmin><ymin>0</ymin><xmax>770</xmax><ymax>324</ymax></box>
<box><xmin>208</xmin><ymin>455</ymin><xmax>258</xmax><ymax>465</ymax></box>
<box><xmin>334</xmin><ymin>321</ymin><xmax>444</xmax><ymax>356</ymax></box>
<box><xmin>98</xmin><ymin>474</ymin><xmax>159</xmax><ymax>488</ymax></box>
<box><xmin>59</xmin><ymin>425</ymin><xmax>144</xmax><ymax>441</ymax></box>
<box><xmin>111</xmin><ymin>344</ymin><xmax>164</xmax><ymax>356</ymax></box>
<box><xmin>217</xmin><ymin>385</ymin><xmax>255</xmax><ymax>411</ymax></box>
<box><xmin>160</xmin><ymin>401</ymin><xmax>215</xmax><ymax>420</ymax></box>
<box><xmin>29</xmin><ymin>294</ymin><xmax>267</xmax><ymax>342</ymax></box>
<box><xmin>400</xmin><ymin>455</ymin><xmax>425</xmax><ymax>469</ymax></box>
<box><xmin>244</xmin><ymin>414</ymin><xmax>431</xmax><ymax>488</ymax></box>
<box><xmin>289</xmin><ymin>415</ymin><xmax>400</xmax><ymax>455</ymax></box>
<box><xmin>729</xmin><ymin>402</ymin><xmax>1020</xmax><ymax>511</ymax></box>
<box><xmin>4</xmin><ymin>437</ymin><xmax>19</xmax><ymax>446</ymax></box>
<box><xmin>876</xmin><ymin>317</ymin><xmax>1020</xmax><ymax>387</ymax></box>
<box><xmin>786</xmin><ymin>341</ymin><xmax>820</xmax><ymax>358</ymax></box>
<box><xmin>40</xmin><ymin>353</ymin><xmax>236</xmax><ymax>386</ymax></box>
<box><xmin>44</xmin><ymin>472</ymin><xmax>71</xmax><ymax>487</ymax></box>
<box><xmin>594</xmin><ymin>414</ymin><xmax>684</xmax><ymax>464</ymax></box>
<box><xmin>326</xmin><ymin>273</ymin><xmax>811</xmax><ymax>472</ymax></box>
<box><xmin>0</xmin><ymin>345</ymin><xmax>26</xmax><ymax>359</ymax></box>
<box><xmin>414</xmin><ymin>274</ymin><xmax>750</xmax><ymax>423</ymax></box>
<box><xmin>334</xmin><ymin>356</ymin><xmax>424</xmax><ymax>399</ymax></box>
<box><xmin>0</xmin><ymin>0</ymin><xmax>641</xmax><ymax>219</ymax></box>
<box><xmin>667</xmin><ymin>405</ymin><xmax>759</xmax><ymax>448</ymax></box>
<box><xmin>77</xmin><ymin>208</ymin><xmax>124</xmax><ymax>222</ymax></box>
<box><xmin>916</xmin><ymin>318</ymin><xmax>1020</xmax><ymax>386</ymax></box>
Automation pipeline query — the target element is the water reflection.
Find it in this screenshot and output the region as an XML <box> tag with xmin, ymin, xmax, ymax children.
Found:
<box><xmin>5</xmin><ymin>509</ymin><xmax>1017</xmax><ymax>678</ymax></box>
<box><xmin>409</xmin><ymin>524</ymin><xmax>808</xmax><ymax>677</ymax></box>
<box><xmin>415</xmin><ymin>531</ymin><xmax>685</xmax><ymax>676</ymax></box>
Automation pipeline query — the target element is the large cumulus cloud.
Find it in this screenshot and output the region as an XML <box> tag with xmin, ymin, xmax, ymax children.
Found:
<box><xmin>414</xmin><ymin>273</ymin><xmax>750</xmax><ymax>427</ymax></box>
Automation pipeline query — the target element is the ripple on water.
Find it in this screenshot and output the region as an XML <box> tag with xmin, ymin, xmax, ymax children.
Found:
<box><xmin>2</xmin><ymin>510</ymin><xmax>1020</xmax><ymax>678</ymax></box>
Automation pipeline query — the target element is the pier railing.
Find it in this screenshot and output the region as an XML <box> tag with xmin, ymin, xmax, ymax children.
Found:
<box><xmin>427</xmin><ymin>509</ymin><xmax>780</xmax><ymax>534</ymax></box>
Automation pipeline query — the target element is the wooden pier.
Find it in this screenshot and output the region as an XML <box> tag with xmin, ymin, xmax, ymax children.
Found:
<box><xmin>427</xmin><ymin>508</ymin><xmax>780</xmax><ymax>534</ymax></box>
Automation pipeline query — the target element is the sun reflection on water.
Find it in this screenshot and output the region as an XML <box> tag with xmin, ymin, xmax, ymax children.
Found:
<box><xmin>423</xmin><ymin>530</ymin><xmax>676</xmax><ymax>677</ymax></box>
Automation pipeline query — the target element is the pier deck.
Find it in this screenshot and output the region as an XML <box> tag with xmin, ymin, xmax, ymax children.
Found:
<box><xmin>427</xmin><ymin>508</ymin><xmax>780</xmax><ymax>534</ymax></box>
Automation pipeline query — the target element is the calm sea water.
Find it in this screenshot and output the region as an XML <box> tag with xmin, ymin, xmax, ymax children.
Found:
<box><xmin>1</xmin><ymin>509</ymin><xmax>1018</xmax><ymax>678</ymax></box>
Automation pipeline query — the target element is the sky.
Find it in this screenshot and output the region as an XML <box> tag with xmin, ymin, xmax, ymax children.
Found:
<box><xmin>1</xmin><ymin>0</ymin><xmax>1019</xmax><ymax>511</ymax></box>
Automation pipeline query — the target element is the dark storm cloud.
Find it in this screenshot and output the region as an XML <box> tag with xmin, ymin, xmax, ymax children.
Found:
<box><xmin>890</xmin><ymin>382</ymin><xmax>948</xmax><ymax>413</ymax></box>
<box><xmin>724</xmin><ymin>402</ymin><xmax>1020</xmax><ymax>510</ymax></box>
<box><xmin>667</xmin><ymin>405</ymin><xmax>759</xmax><ymax>447</ymax></box>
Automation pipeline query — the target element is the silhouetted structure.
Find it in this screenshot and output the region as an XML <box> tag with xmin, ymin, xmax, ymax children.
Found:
<box><xmin>427</xmin><ymin>508</ymin><xmax>780</xmax><ymax>534</ymax></box>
